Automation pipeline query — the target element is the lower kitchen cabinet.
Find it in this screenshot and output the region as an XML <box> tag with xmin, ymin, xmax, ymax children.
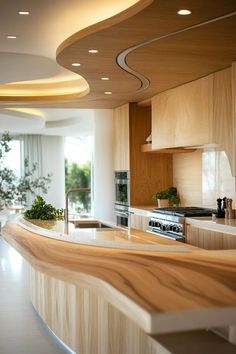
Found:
<box><xmin>130</xmin><ymin>212</ymin><xmax>149</xmax><ymax>232</ymax></box>
<box><xmin>186</xmin><ymin>224</ymin><xmax>236</xmax><ymax>250</ymax></box>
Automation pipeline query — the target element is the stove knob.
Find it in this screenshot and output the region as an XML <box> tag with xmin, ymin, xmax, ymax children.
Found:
<box><xmin>174</xmin><ymin>226</ymin><xmax>180</xmax><ymax>233</ymax></box>
<box><xmin>165</xmin><ymin>224</ymin><xmax>170</xmax><ymax>231</ymax></box>
<box><xmin>149</xmin><ymin>220</ymin><xmax>153</xmax><ymax>227</ymax></box>
<box><xmin>160</xmin><ymin>224</ymin><xmax>166</xmax><ymax>231</ymax></box>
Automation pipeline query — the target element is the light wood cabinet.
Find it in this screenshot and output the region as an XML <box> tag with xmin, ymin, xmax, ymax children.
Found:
<box><xmin>151</xmin><ymin>67</ymin><xmax>234</xmax><ymax>175</ymax></box>
<box><xmin>152</xmin><ymin>75</ymin><xmax>213</xmax><ymax>149</ymax></box>
<box><xmin>130</xmin><ymin>212</ymin><xmax>149</xmax><ymax>231</ymax></box>
<box><xmin>113</xmin><ymin>104</ymin><xmax>130</xmax><ymax>171</ymax></box>
<box><xmin>186</xmin><ymin>224</ymin><xmax>236</xmax><ymax>250</ymax></box>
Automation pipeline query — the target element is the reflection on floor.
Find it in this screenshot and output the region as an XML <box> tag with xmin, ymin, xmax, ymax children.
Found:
<box><xmin>0</xmin><ymin>236</ymin><xmax>71</xmax><ymax>354</ymax></box>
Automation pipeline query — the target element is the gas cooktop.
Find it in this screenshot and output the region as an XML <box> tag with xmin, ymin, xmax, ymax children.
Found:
<box><xmin>152</xmin><ymin>207</ymin><xmax>215</xmax><ymax>217</ymax></box>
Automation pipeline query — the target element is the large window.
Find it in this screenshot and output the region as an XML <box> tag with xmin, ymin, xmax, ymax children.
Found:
<box><xmin>64</xmin><ymin>136</ymin><xmax>93</xmax><ymax>218</ymax></box>
<box><xmin>3</xmin><ymin>139</ymin><xmax>22</xmax><ymax>178</ymax></box>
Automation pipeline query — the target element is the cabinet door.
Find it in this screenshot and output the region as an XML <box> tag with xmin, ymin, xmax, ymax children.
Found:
<box><xmin>113</xmin><ymin>104</ymin><xmax>130</xmax><ymax>171</ymax></box>
<box><xmin>186</xmin><ymin>224</ymin><xmax>236</xmax><ymax>250</ymax></box>
<box><xmin>130</xmin><ymin>213</ymin><xmax>149</xmax><ymax>231</ymax></box>
<box><xmin>152</xmin><ymin>75</ymin><xmax>213</xmax><ymax>149</ymax></box>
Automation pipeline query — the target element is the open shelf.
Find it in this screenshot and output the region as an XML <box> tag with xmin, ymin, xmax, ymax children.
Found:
<box><xmin>141</xmin><ymin>143</ymin><xmax>197</xmax><ymax>154</ymax></box>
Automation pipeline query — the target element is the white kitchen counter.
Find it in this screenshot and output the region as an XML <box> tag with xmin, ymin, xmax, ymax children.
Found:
<box><xmin>186</xmin><ymin>216</ymin><xmax>236</xmax><ymax>235</ymax></box>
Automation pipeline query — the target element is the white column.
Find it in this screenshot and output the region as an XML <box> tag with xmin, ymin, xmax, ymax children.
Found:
<box><xmin>93</xmin><ymin>110</ymin><xmax>115</xmax><ymax>222</ymax></box>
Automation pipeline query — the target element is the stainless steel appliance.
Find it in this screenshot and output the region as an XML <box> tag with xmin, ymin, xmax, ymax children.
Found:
<box><xmin>114</xmin><ymin>171</ymin><xmax>129</xmax><ymax>227</ymax></box>
<box><xmin>148</xmin><ymin>207</ymin><xmax>214</xmax><ymax>241</ymax></box>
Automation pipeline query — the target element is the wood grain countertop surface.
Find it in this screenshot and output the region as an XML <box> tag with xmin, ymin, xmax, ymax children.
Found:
<box><xmin>2</xmin><ymin>220</ymin><xmax>236</xmax><ymax>335</ymax></box>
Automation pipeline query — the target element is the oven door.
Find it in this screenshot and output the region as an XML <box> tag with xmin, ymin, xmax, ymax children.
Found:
<box><xmin>114</xmin><ymin>204</ymin><xmax>129</xmax><ymax>228</ymax></box>
<box><xmin>115</xmin><ymin>171</ymin><xmax>129</xmax><ymax>206</ymax></box>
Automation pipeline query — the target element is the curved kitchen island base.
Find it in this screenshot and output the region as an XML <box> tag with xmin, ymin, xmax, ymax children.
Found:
<box><xmin>29</xmin><ymin>265</ymin><xmax>161</xmax><ymax>354</ymax></box>
<box><xmin>3</xmin><ymin>220</ymin><xmax>236</xmax><ymax>354</ymax></box>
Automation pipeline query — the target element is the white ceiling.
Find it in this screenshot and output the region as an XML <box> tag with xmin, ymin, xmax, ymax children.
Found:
<box><xmin>0</xmin><ymin>0</ymin><xmax>137</xmax><ymax>135</ymax></box>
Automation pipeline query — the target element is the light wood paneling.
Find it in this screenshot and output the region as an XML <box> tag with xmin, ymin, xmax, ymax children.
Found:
<box><xmin>130</xmin><ymin>213</ymin><xmax>149</xmax><ymax>231</ymax></box>
<box><xmin>173</xmin><ymin>151</ymin><xmax>202</xmax><ymax>207</ymax></box>
<box><xmin>29</xmin><ymin>266</ymin><xmax>166</xmax><ymax>354</ymax></box>
<box><xmin>212</xmin><ymin>67</ymin><xmax>234</xmax><ymax>175</ymax></box>
<box><xmin>186</xmin><ymin>224</ymin><xmax>236</xmax><ymax>250</ymax></box>
<box><xmin>129</xmin><ymin>103</ymin><xmax>173</xmax><ymax>206</ymax></box>
<box><xmin>113</xmin><ymin>103</ymin><xmax>130</xmax><ymax>171</ymax></box>
<box><xmin>232</xmin><ymin>62</ymin><xmax>236</xmax><ymax>177</ymax></box>
<box><xmin>152</xmin><ymin>75</ymin><xmax>213</xmax><ymax>149</ymax></box>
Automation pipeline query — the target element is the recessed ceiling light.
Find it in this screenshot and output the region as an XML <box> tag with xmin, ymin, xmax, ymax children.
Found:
<box><xmin>104</xmin><ymin>91</ymin><xmax>112</xmax><ymax>95</ymax></box>
<box><xmin>177</xmin><ymin>9</ymin><xmax>192</xmax><ymax>15</ymax></box>
<box><xmin>88</xmin><ymin>49</ymin><xmax>98</xmax><ymax>53</ymax></box>
<box><xmin>72</xmin><ymin>63</ymin><xmax>81</xmax><ymax>67</ymax></box>
<box><xmin>18</xmin><ymin>11</ymin><xmax>30</xmax><ymax>15</ymax></box>
<box><xmin>101</xmin><ymin>77</ymin><xmax>110</xmax><ymax>80</ymax></box>
<box><xmin>7</xmin><ymin>35</ymin><xmax>16</xmax><ymax>39</ymax></box>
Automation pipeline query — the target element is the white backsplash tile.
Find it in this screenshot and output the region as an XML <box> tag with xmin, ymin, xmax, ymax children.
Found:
<box><xmin>173</xmin><ymin>150</ymin><xmax>235</xmax><ymax>208</ymax></box>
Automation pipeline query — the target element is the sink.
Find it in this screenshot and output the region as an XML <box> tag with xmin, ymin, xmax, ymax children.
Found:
<box><xmin>72</xmin><ymin>220</ymin><xmax>112</xmax><ymax>229</ymax></box>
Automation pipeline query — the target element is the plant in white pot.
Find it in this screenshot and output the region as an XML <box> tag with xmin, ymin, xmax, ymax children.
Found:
<box><xmin>152</xmin><ymin>187</ymin><xmax>180</xmax><ymax>208</ymax></box>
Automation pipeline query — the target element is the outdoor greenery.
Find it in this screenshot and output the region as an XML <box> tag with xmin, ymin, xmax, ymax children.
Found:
<box><xmin>0</xmin><ymin>132</ymin><xmax>52</xmax><ymax>208</ymax></box>
<box><xmin>65</xmin><ymin>159</ymin><xmax>91</xmax><ymax>213</ymax></box>
<box><xmin>152</xmin><ymin>187</ymin><xmax>180</xmax><ymax>206</ymax></box>
<box><xmin>24</xmin><ymin>195</ymin><xmax>64</xmax><ymax>220</ymax></box>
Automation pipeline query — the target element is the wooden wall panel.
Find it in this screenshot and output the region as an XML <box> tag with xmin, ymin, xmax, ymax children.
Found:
<box><xmin>129</xmin><ymin>103</ymin><xmax>173</xmax><ymax>206</ymax></box>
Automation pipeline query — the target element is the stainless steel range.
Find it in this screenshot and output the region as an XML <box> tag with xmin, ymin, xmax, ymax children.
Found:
<box><xmin>148</xmin><ymin>207</ymin><xmax>214</xmax><ymax>241</ymax></box>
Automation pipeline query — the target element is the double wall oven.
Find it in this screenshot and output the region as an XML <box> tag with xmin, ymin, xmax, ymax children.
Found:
<box><xmin>114</xmin><ymin>171</ymin><xmax>129</xmax><ymax>228</ymax></box>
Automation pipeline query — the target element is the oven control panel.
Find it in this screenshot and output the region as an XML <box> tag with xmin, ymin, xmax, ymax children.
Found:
<box><xmin>148</xmin><ymin>217</ymin><xmax>184</xmax><ymax>238</ymax></box>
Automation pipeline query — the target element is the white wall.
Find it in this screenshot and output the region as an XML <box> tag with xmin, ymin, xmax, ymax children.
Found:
<box><xmin>93</xmin><ymin>110</ymin><xmax>115</xmax><ymax>222</ymax></box>
<box><xmin>41</xmin><ymin>136</ymin><xmax>65</xmax><ymax>208</ymax></box>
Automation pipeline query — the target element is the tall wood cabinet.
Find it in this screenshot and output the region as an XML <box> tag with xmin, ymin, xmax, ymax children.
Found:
<box><xmin>113</xmin><ymin>103</ymin><xmax>173</xmax><ymax>206</ymax></box>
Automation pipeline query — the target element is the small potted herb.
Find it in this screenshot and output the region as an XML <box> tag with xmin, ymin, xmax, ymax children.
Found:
<box><xmin>24</xmin><ymin>195</ymin><xmax>64</xmax><ymax>229</ymax></box>
<box><xmin>152</xmin><ymin>187</ymin><xmax>180</xmax><ymax>208</ymax></box>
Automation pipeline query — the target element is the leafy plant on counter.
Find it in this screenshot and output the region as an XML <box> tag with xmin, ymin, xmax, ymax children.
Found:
<box><xmin>152</xmin><ymin>187</ymin><xmax>180</xmax><ymax>206</ymax></box>
<box><xmin>24</xmin><ymin>195</ymin><xmax>64</xmax><ymax>220</ymax></box>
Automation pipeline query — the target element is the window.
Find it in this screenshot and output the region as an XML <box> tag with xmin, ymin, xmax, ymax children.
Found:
<box><xmin>3</xmin><ymin>139</ymin><xmax>22</xmax><ymax>178</ymax></box>
<box><xmin>64</xmin><ymin>136</ymin><xmax>93</xmax><ymax>218</ymax></box>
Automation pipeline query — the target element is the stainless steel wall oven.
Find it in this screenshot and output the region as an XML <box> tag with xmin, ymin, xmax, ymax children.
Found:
<box><xmin>114</xmin><ymin>171</ymin><xmax>129</xmax><ymax>227</ymax></box>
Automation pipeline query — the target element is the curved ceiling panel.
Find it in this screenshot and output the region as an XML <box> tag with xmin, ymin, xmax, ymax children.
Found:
<box><xmin>0</xmin><ymin>53</ymin><xmax>62</xmax><ymax>84</ymax></box>
<box><xmin>0</xmin><ymin>108</ymin><xmax>45</xmax><ymax>133</ymax></box>
<box><xmin>57</xmin><ymin>0</ymin><xmax>236</xmax><ymax>108</ymax></box>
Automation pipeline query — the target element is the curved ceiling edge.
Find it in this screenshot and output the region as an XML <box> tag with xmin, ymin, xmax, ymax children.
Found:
<box><xmin>56</xmin><ymin>0</ymin><xmax>153</xmax><ymax>57</ymax></box>
<box><xmin>0</xmin><ymin>87</ymin><xmax>90</xmax><ymax>104</ymax></box>
<box><xmin>117</xmin><ymin>10</ymin><xmax>236</xmax><ymax>93</ymax></box>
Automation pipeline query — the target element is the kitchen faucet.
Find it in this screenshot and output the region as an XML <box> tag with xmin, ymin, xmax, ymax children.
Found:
<box><xmin>64</xmin><ymin>188</ymin><xmax>91</xmax><ymax>234</ymax></box>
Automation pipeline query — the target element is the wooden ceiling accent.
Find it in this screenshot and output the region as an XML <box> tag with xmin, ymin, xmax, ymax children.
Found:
<box><xmin>56</xmin><ymin>0</ymin><xmax>236</xmax><ymax>108</ymax></box>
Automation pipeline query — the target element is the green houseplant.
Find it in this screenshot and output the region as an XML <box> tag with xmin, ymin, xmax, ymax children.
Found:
<box><xmin>24</xmin><ymin>195</ymin><xmax>64</xmax><ymax>221</ymax></box>
<box><xmin>152</xmin><ymin>187</ymin><xmax>180</xmax><ymax>207</ymax></box>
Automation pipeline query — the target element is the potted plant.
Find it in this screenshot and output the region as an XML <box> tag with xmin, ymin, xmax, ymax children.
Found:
<box><xmin>152</xmin><ymin>187</ymin><xmax>180</xmax><ymax>208</ymax></box>
<box><xmin>24</xmin><ymin>195</ymin><xmax>64</xmax><ymax>229</ymax></box>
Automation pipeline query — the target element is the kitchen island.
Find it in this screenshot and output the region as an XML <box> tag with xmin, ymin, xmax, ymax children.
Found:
<box><xmin>2</xmin><ymin>218</ymin><xmax>236</xmax><ymax>354</ymax></box>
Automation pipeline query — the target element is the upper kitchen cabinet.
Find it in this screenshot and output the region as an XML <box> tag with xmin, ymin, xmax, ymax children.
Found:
<box><xmin>152</xmin><ymin>75</ymin><xmax>213</xmax><ymax>149</ymax></box>
<box><xmin>113</xmin><ymin>104</ymin><xmax>130</xmax><ymax>171</ymax></box>
<box><xmin>151</xmin><ymin>66</ymin><xmax>235</xmax><ymax>175</ymax></box>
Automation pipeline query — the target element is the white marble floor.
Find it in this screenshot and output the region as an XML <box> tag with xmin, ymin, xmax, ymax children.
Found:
<box><xmin>0</xmin><ymin>235</ymin><xmax>71</xmax><ymax>354</ymax></box>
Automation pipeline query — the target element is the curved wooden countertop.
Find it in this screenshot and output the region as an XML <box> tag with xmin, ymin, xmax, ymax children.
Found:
<box><xmin>2</xmin><ymin>220</ymin><xmax>236</xmax><ymax>335</ymax></box>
